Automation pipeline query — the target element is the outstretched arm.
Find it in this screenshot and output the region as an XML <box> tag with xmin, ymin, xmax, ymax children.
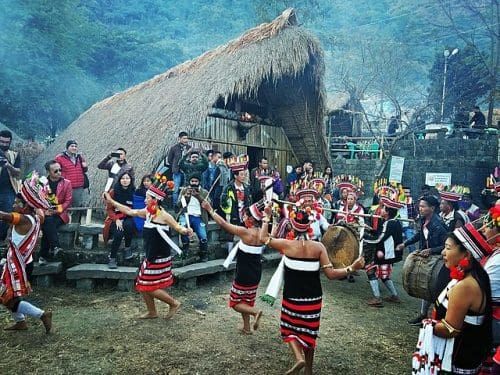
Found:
<box><xmin>103</xmin><ymin>192</ymin><xmax>146</xmax><ymax>218</ymax></box>
<box><xmin>201</xmin><ymin>200</ymin><xmax>247</xmax><ymax>237</ymax></box>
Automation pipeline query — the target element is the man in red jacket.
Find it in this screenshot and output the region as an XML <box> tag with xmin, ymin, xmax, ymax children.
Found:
<box><xmin>38</xmin><ymin>160</ymin><xmax>73</xmax><ymax>264</ymax></box>
<box><xmin>55</xmin><ymin>140</ymin><xmax>88</xmax><ymax>223</ymax></box>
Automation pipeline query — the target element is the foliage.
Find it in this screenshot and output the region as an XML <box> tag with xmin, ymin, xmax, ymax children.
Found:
<box><xmin>427</xmin><ymin>45</ymin><xmax>492</xmax><ymax>121</ymax></box>
<box><xmin>0</xmin><ymin>0</ymin><xmax>496</xmax><ymax>137</ymax></box>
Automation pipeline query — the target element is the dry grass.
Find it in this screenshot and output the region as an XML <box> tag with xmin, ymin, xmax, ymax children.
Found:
<box><xmin>0</xmin><ymin>264</ymin><xmax>419</xmax><ymax>374</ymax></box>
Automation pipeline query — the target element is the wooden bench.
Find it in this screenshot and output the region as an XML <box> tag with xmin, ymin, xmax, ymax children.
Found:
<box><xmin>78</xmin><ymin>223</ymin><xmax>104</xmax><ymax>250</ymax></box>
<box><xmin>33</xmin><ymin>261</ymin><xmax>63</xmax><ymax>288</ymax></box>
<box><xmin>66</xmin><ymin>264</ymin><xmax>137</xmax><ymax>291</ymax></box>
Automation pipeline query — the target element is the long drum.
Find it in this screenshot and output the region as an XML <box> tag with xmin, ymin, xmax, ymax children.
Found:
<box><xmin>402</xmin><ymin>253</ymin><xmax>451</xmax><ymax>302</ymax></box>
<box><xmin>321</xmin><ymin>224</ymin><xmax>359</xmax><ymax>268</ymax></box>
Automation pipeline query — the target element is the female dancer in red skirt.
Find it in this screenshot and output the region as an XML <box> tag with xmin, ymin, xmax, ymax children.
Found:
<box><xmin>104</xmin><ymin>185</ymin><xmax>192</xmax><ymax>319</ymax></box>
<box><xmin>260</xmin><ymin>203</ymin><xmax>364</xmax><ymax>375</ymax></box>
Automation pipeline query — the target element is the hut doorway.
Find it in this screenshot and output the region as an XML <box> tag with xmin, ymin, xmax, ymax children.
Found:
<box><xmin>247</xmin><ymin>146</ymin><xmax>265</xmax><ymax>171</ymax></box>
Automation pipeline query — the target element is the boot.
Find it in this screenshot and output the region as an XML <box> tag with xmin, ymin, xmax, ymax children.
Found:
<box><xmin>40</xmin><ymin>310</ymin><xmax>53</xmax><ymax>334</ymax></box>
<box><xmin>199</xmin><ymin>241</ymin><xmax>209</xmax><ymax>262</ymax></box>
<box><xmin>4</xmin><ymin>320</ymin><xmax>28</xmax><ymax>331</ymax></box>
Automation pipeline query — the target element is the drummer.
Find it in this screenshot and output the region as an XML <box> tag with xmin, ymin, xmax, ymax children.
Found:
<box><xmin>396</xmin><ymin>194</ymin><xmax>448</xmax><ymax>325</ymax></box>
<box><xmin>363</xmin><ymin>190</ymin><xmax>404</xmax><ymax>307</ymax></box>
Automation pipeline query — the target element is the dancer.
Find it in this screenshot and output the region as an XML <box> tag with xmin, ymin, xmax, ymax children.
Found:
<box><xmin>201</xmin><ymin>199</ymin><xmax>264</xmax><ymax>335</ymax></box>
<box><xmin>259</xmin><ymin>203</ymin><xmax>364</xmax><ymax>375</ymax></box>
<box><xmin>363</xmin><ymin>190</ymin><xmax>404</xmax><ymax>307</ymax></box>
<box><xmin>103</xmin><ymin>180</ymin><xmax>192</xmax><ymax>319</ymax></box>
<box><xmin>1</xmin><ymin>173</ymin><xmax>52</xmax><ymax>333</ymax></box>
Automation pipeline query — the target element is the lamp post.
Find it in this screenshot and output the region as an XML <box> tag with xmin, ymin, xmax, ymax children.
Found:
<box><xmin>440</xmin><ymin>48</ymin><xmax>459</xmax><ymax>122</ymax></box>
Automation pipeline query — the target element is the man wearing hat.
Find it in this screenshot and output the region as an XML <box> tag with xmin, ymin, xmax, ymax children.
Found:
<box><xmin>363</xmin><ymin>193</ymin><xmax>404</xmax><ymax>307</ymax></box>
<box><xmin>55</xmin><ymin>140</ymin><xmax>88</xmax><ymax>224</ymax></box>
<box><xmin>219</xmin><ymin>155</ymin><xmax>252</xmax><ymax>255</ymax></box>
<box><xmin>177</xmin><ymin>173</ymin><xmax>210</xmax><ymax>262</ymax></box>
<box><xmin>439</xmin><ymin>191</ymin><xmax>466</xmax><ymax>231</ymax></box>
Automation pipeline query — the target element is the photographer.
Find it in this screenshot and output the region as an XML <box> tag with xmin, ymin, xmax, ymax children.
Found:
<box><xmin>0</xmin><ymin>130</ymin><xmax>21</xmax><ymax>242</ymax></box>
<box><xmin>97</xmin><ymin>147</ymin><xmax>135</xmax><ymax>186</ymax></box>
<box><xmin>177</xmin><ymin>174</ymin><xmax>210</xmax><ymax>262</ymax></box>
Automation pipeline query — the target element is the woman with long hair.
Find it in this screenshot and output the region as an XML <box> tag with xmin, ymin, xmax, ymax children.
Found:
<box><xmin>259</xmin><ymin>203</ymin><xmax>364</xmax><ymax>375</ymax></box>
<box><xmin>103</xmin><ymin>172</ymin><xmax>136</xmax><ymax>268</ymax></box>
<box><xmin>413</xmin><ymin>230</ymin><xmax>492</xmax><ymax>374</ymax></box>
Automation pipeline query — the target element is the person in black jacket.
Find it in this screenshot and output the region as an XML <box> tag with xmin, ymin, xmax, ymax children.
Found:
<box><xmin>396</xmin><ymin>194</ymin><xmax>448</xmax><ymax>324</ymax></box>
<box><xmin>364</xmin><ymin>197</ymin><xmax>404</xmax><ymax>307</ymax></box>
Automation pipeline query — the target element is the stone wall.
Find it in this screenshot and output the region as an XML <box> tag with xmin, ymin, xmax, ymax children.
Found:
<box><xmin>331</xmin><ymin>138</ymin><xmax>498</xmax><ymax>207</ymax></box>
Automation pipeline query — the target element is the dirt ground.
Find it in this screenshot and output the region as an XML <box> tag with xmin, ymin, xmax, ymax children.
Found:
<box><xmin>0</xmin><ymin>263</ymin><xmax>421</xmax><ymax>375</ymax></box>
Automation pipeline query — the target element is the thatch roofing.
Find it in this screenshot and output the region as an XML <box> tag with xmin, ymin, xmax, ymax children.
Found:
<box><xmin>30</xmin><ymin>8</ymin><xmax>328</xmax><ymax>206</ymax></box>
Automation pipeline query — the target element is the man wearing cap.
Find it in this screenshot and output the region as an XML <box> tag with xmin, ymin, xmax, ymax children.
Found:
<box><xmin>177</xmin><ymin>174</ymin><xmax>210</xmax><ymax>262</ymax></box>
<box><xmin>0</xmin><ymin>130</ymin><xmax>21</xmax><ymax>243</ymax></box>
<box><xmin>55</xmin><ymin>140</ymin><xmax>88</xmax><ymax>224</ymax></box>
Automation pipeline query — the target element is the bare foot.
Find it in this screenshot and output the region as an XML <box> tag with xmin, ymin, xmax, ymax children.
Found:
<box><xmin>253</xmin><ymin>310</ymin><xmax>263</xmax><ymax>331</ymax></box>
<box><xmin>138</xmin><ymin>313</ymin><xmax>159</xmax><ymax>319</ymax></box>
<box><xmin>286</xmin><ymin>359</ymin><xmax>305</xmax><ymax>375</ymax></box>
<box><xmin>239</xmin><ymin>328</ymin><xmax>253</xmax><ymax>335</ymax></box>
<box><xmin>165</xmin><ymin>301</ymin><xmax>181</xmax><ymax>319</ymax></box>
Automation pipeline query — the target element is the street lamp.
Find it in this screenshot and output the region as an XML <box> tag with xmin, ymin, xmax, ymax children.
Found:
<box><xmin>440</xmin><ymin>48</ymin><xmax>459</xmax><ymax>122</ymax></box>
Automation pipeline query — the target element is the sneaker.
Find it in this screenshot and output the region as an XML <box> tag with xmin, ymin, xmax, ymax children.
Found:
<box><xmin>38</xmin><ymin>257</ymin><xmax>48</xmax><ymax>266</ymax></box>
<box><xmin>383</xmin><ymin>295</ymin><xmax>401</xmax><ymax>303</ymax></box>
<box><xmin>123</xmin><ymin>247</ymin><xmax>134</xmax><ymax>260</ymax></box>
<box><xmin>108</xmin><ymin>258</ymin><xmax>118</xmax><ymax>269</ymax></box>
<box><xmin>366</xmin><ymin>297</ymin><xmax>383</xmax><ymax>307</ymax></box>
<box><xmin>408</xmin><ymin>314</ymin><xmax>426</xmax><ymax>326</ymax></box>
<box><xmin>53</xmin><ymin>247</ymin><xmax>63</xmax><ymax>258</ymax></box>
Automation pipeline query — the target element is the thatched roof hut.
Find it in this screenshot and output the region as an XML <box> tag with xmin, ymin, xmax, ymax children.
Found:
<box><xmin>31</xmin><ymin>8</ymin><xmax>328</xmax><ymax>206</ymax></box>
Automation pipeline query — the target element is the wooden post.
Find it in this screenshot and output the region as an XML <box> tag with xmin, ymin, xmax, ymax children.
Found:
<box><xmin>85</xmin><ymin>208</ymin><xmax>92</xmax><ymax>225</ymax></box>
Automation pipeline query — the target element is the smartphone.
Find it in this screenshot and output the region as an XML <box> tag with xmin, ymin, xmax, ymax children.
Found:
<box><xmin>111</xmin><ymin>152</ymin><xmax>121</xmax><ymax>158</ymax></box>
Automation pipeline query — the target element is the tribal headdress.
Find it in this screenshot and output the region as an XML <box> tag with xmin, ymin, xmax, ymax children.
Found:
<box><xmin>146</xmin><ymin>173</ymin><xmax>175</xmax><ymax>201</ymax></box>
<box><xmin>20</xmin><ymin>171</ymin><xmax>51</xmax><ymax>210</ymax></box>
<box><xmin>436</xmin><ymin>184</ymin><xmax>466</xmax><ymax>202</ymax></box>
<box><xmin>226</xmin><ymin>154</ymin><xmax>249</xmax><ymax>172</ymax></box>
<box><xmin>333</xmin><ymin>174</ymin><xmax>364</xmax><ymax>197</ymax></box>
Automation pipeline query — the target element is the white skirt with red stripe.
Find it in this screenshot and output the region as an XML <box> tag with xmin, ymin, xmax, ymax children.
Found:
<box><xmin>135</xmin><ymin>256</ymin><xmax>173</xmax><ymax>292</ymax></box>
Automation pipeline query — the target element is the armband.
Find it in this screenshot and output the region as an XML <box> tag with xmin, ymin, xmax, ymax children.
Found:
<box><xmin>11</xmin><ymin>212</ymin><xmax>21</xmax><ymax>225</ymax></box>
<box><xmin>441</xmin><ymin>318</ymin><xmax>461</xmax><ymax>335</ymax></box>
